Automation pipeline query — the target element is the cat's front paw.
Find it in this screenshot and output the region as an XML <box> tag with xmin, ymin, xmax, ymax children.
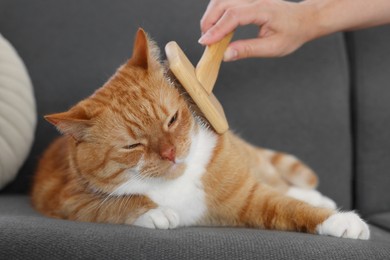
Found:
<box><xmin>133</xmin><ymin>207</ymin><xmax>180</xmax><ymax>229</ymax></box>
<box><xmin>317</xmin><ymin>212</ymin><xmax>370</xmax><ymax>240</ymax></box>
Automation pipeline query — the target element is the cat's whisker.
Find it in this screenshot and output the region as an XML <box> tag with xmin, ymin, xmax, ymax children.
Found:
<box><xmin>120</xmin><ymin>195</ymin><xmax>132</xmax><ymax>215</ymax></box>
<box><xmin>118</xmin><ymin>195</ymin><xmax>127</xmax><ymax>215</ymax></box>
<box><xmin>131</xmin><ymin>171</ymin><xmax>152</xmax><ymax>184</ymax></box>
<box><xmin>96</xmin><ymin>189</ymin><xmax>116</xmax><ymax>213</ymax></box>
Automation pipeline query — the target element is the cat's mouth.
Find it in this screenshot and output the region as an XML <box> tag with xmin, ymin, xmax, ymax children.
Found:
<box><xmin>135</xmin><ymin>157</ymin><xmax>187</xmax><ymax>180</ymax></box>
<box><xmin>163</xmin><ymin>158</ymin><xmax>187</xmax><ymax>179</ymax></box>
<box><xmin>173</xmin><ymin>158</ymin><xmax>185</xmax><ymax>164</ymax></box>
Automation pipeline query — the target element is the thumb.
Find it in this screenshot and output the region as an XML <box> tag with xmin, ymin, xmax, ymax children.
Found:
<box><xmin>224</xmin><ymin>38</ymin><xmax>280</xmax><ymax>61</ymax></box>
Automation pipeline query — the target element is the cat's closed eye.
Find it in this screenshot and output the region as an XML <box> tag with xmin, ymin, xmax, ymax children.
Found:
<box><xmin>168</xmin><ymin>111</ymin><xmax>178</xmax><ymax>128</ymax></box>
<box><xmin>122</xmin><ymin>143</ymin><xmax>142</xmax><ymax>150</ymax></box>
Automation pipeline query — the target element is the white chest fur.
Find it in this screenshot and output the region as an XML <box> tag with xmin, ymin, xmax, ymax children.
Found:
<box><xmin>113</xmin><ymin>127</ymin><xmax>217</xmax><ymax>227</ymax></box>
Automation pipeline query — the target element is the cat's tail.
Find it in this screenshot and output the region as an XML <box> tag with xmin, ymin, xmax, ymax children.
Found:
<box><xmin>265</xmin><ymin>150</ymin><xmax>319</xmax><ymax>189</ymax></box>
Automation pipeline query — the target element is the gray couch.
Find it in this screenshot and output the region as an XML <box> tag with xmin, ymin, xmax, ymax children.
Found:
<box><xmin>1</xmin><ymin>1</ymin><xmax>390</xmax><ymax>259</ymax></box>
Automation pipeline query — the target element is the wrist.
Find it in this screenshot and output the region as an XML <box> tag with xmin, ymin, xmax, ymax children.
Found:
<box><xmin>298</xmin><ymin>0</ymin><xmax>333</xmax><ymax>42</ymax></box>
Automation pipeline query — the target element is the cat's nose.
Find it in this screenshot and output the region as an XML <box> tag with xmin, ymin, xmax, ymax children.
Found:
<box><xmin>160</xmin><ymin>146</ymin><xmax>176</xmax><ymax>162</ymax></box>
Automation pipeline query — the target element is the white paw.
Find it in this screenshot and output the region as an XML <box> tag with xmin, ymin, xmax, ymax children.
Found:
<box><xmin>286</xmin><ymin>187</ymin><xmax>337</xmax><ymax>209</ymax></box>
<box><xmin>132</xmin><ymin>207</ymin><xmax>180</xmax><ymax>229</ymax></box>
<box><xmin>317</xmin><ymin>212</ymin><xmax>370</xmax><ymax>240</ymax></box>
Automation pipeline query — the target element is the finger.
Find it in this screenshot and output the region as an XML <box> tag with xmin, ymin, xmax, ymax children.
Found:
<box><xmin>199</xmin><ymin>4</ymin><xmax>268</xmax><ymax>45</ymax></box>
<box><xmin>200</xmin><ymin>0</ymin><xmax>245</xmax><ymax>33</ymax></box>
<box><xmin>200</xmin><ymin>0</ymin><xmax>229</xmax><ymax>34</ymax></box>
<box><xmin>224</xmin><ymin>38</ymin><xmax>283</xmax><ymax>60</ymax></box>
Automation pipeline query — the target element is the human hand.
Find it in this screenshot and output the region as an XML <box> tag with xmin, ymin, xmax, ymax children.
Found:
<box><xmin>199</xmin><ymin>0</ymin><xmax>317</xmax><ymax>61</ymax></box>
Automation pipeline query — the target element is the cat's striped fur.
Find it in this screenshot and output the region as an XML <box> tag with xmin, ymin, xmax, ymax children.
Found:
<box><xmin>31</xmin><ymin>29</ymin><xmax>369</xmax><ymax>239</ymax></box>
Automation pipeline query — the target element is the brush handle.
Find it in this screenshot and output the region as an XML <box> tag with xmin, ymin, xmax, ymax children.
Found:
<box><xmin>195</xmin><ymin>32</ymin><xmax>234</xmax><ymax>94</ymax></box>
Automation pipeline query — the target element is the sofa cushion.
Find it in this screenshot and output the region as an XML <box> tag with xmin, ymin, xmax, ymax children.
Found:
<box><xmin>347</xmin><ymin>26</ymin><xmax>390</xmax><ymax>216</ymax></box>
<box><xmin>369</xmin><ymin>212</ymin><xmax>390</xmax><ymax>233</ymax></box>
<box><xmin>0</xmin><ymin>0</ymin><xmax>353</xmax><ymax>209</ymax></box>
<box><xmin>1</xmin><ymin>196</ymin><xmax>390</xmax><ymax>260</ymax></box>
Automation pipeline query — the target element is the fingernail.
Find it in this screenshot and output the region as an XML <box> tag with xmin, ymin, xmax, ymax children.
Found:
<box><xmin>223</xmin><ymin>47</ymin><xmax>238</xmax><ymax>61</ymax></box>
<box><xmin>198</xmin><ymin>31</ymin><xmax>211</xmax><ymax>45</ymax></box>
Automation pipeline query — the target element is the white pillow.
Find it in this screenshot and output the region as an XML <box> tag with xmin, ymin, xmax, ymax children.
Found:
<box><xmin>0</xmin><ymin>34</ymin><xmax>36</xmax><ymax>190</ymax></box>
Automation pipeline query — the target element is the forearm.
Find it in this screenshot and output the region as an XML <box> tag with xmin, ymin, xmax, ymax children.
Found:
<box><xmin>302</xmin><ymin>0</ymin><xmax>390</xmax><ymax>40</ymax></box>
<box><xmin>199</xmin><ymin>0</ymin><xmax>390</xmax><ymax>59</ymax></box>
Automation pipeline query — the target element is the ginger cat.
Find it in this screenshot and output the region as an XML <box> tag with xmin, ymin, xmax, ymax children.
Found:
<box><xmin>31</xmin><ymin>29</ymin><xmax>369</xmax><ymax>240</ymax></box>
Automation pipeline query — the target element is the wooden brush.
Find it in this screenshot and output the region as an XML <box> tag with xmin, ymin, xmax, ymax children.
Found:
<box><xmin>165</xmin><ymin>32</ymin><xmax>233</xmax><ymax>134</ymax></box>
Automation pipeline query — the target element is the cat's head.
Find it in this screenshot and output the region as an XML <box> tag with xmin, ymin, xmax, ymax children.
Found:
<box><xmin>45</xmin><ymin>29</ymin><xmax>204</xmax><ymax>193</ymax></box>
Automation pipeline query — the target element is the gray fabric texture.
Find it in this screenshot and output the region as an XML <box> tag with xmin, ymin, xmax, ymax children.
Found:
<box><xmin>1</xmin><ymin>196</ymin><xmax>390</xmax><ymax>260</ymax></box>
<box><xmin>348</xmin><ymin>26</ymin><xmax>390</xmax><ymax>216</ymax></box>
<box><xmin>0</xmin><ymin>0</ymin><xmax>353</xmax><ymax>209</ymax></box>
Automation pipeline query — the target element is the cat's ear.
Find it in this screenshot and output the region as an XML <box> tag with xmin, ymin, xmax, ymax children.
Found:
<box><xmin>128</xmin><ymin>28</ymin><xmax>160</xmax><ymax>70</ymax></box>
<box><xmin>45</xmin><ymin>105</ymin><xmax>91</xmax><ymax>141</ymax></box>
